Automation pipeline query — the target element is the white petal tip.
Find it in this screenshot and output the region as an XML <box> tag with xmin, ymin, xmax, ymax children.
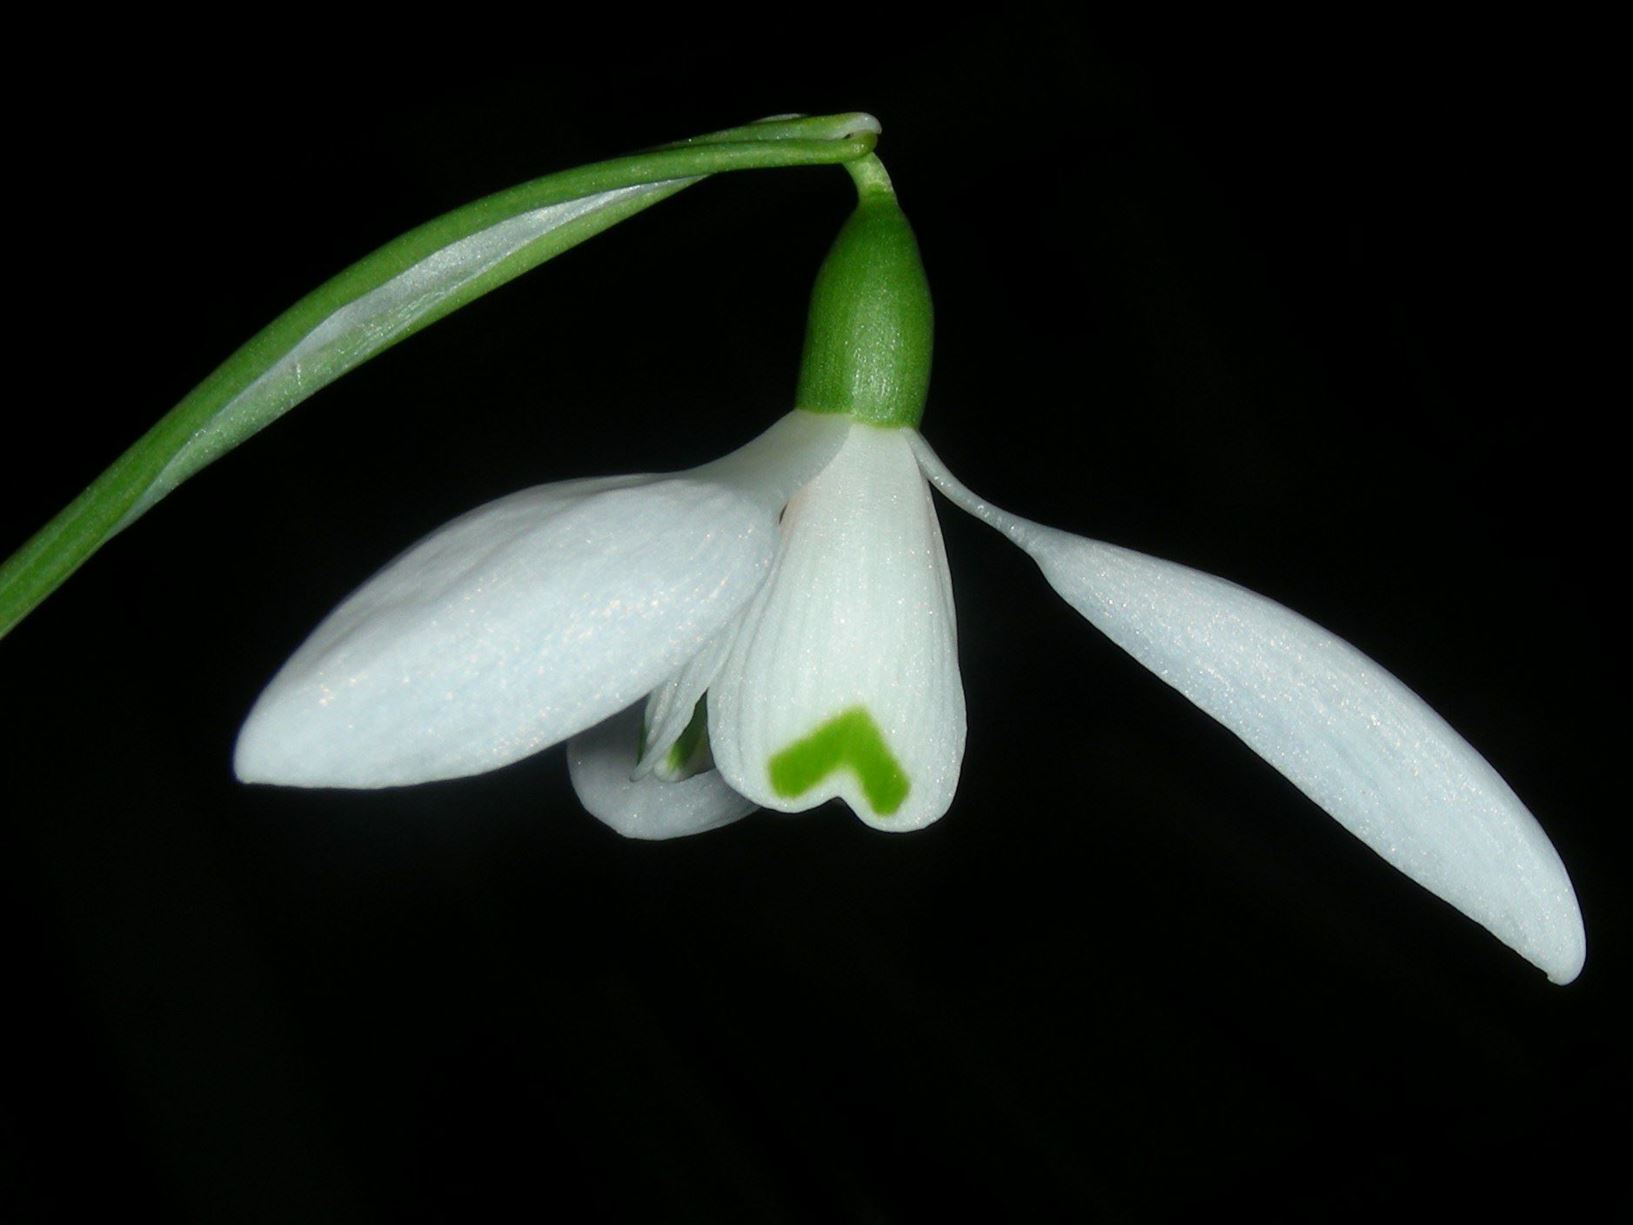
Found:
<box><xmin>233</xmin><ymin>714</ymin><xmax>313</xmax><ymax>787</ymax></box>
<box><xmin>231</xmin><ymin>706</ymin><xmax>391</xmax><ymax>789</ymax></box>
<box><xmin>630</xmin><ymin>745</ymin><xmax>664</xmax><ymax>779</ymax></box>
<box><xmin>1539</xmin><ymin>928</ymin><xmax>1587</xmax><ymax>986</ymax></box>
<box><xmin>857</xmin><ymin>811</ymin><xmax>946</xmax><ymax>834</ymax></box>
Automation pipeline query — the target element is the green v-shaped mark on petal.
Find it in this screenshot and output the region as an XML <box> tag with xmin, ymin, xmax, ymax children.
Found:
<box><xmin>768</xmin><ymin>706</ymin><xmax>911</xmax><ymax>816</ymax></box>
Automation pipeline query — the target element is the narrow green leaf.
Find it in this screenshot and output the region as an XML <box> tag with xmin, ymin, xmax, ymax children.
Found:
<box><xmin>0</xmin><ymin>113</ymin><xmax>880</xmax><ymax>640</ymax></box>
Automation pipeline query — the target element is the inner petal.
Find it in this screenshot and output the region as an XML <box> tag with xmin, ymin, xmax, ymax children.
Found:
<box><xmin>637</xmin><ymin>623</ymin><xmax>737</xmax><ymax>778</ymax></box>
<box><xmin>707</xmin><ymin>422</ymin><xmax>965</xmax><ymax>830</ymax></box>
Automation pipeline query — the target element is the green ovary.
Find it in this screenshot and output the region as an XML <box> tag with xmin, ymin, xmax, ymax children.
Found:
<box><xmin>767</xmin><ymin>707</ymin><xmax>910</xmax><ymax>816</ymax></box>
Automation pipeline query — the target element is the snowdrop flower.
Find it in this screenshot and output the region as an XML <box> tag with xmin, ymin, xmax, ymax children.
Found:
<box><xmin>236</xmin><ymin>157</ymin><xmax>1585</xmax><ymax>985</ymax></box>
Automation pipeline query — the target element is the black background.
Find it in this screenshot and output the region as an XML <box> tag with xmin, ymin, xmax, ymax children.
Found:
<box><xmin>4</xmin><ymin>18</ymin><xmax>1622</xmax><ymax>1222</ymax></box>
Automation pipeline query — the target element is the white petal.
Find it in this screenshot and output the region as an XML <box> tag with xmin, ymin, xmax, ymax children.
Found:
<box><xmin>910</xmin><ymin>432</ymin><xmax>1585</xmax><ymax>984</ymax></box>
<box><xmin>568</xmin><ymin>702</ymin><xmax>756</xmax><ymax>839</ymax></box>
<box><xmin>236</xmin><ymin>412</ymin><xmax>850</xmax><ymax>790</ymax></box>
<box><xmin>619</xmin><ymin>410</ymin><xmax>858</xmax><ymax>779</ymax></box>
<box><xmin>710</xmin><ymin>423</ymin><xmax>965</xmax><ymax>830</ymax></box>
<box><xmin>692</xmin><ymin>408</ymin><xmax>851</xmax><ymax>511</ymax></box>
<box><xmin>235</xmin><ymin>475</ymin><xmax>769</xmax><ymax>788</ymax></box>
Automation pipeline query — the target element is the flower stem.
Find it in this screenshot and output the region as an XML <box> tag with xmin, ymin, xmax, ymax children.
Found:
<box><xmin>843</xmin><ymin>153</ymin><xmax>897</xmax><ymax>200</ymax></box>
<box><xmin>0</xmin><ymin>114</ymin><xmax>880</xmax><ymax>641</ymax></box>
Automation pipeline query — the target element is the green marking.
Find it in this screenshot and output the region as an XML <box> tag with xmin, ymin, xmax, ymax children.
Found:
<box><xmin>767</xmin><ymin>707</ymin><xmax>910</xmax><ymax>816</ymax></box>
<box><xmin>663</xmin><ymin>695</ymin><xmax>711</xmax><ymax>778</ymax></box>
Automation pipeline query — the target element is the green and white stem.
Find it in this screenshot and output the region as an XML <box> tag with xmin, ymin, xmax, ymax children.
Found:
<box><xmin>0</xmin><ymin>113</ymin><xmax>881</xmax><ymax>639</ymax></box>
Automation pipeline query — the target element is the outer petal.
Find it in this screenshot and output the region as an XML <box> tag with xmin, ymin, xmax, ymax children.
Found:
<box><xmin>568</xmin><ymin>702</ymin><xmax>756</xmax><ymax>839</ymax></box>
<box><xmin>911</xmin><ymin>433</ymin><xmax>1585</xmax><ymax>984</ymax></box>
<box><xmin>235</xmin><ymin>412</ymin><xmax>850</xmax><ymax>789</ymax></box>
<box><xmin>710</xmin><ymin>423</ymin><xmax>965</xmax><ymax>831</ymax></box>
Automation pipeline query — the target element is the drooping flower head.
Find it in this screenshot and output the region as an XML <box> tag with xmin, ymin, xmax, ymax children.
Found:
<box><xmin>236</xmin><ymin>153</ymin><xmax>1585</xmax><ymax>985</ymax></box>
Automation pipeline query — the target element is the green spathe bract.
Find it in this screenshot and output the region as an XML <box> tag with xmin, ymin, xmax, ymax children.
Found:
<box><xmin>794</xmin><ymin>158</ymin><xmax>934</xmax><ymax>429</ymax></box>
<box><xmin>0</xmin><ymin>113</ymin><xmax>880</xmax><ymax>641</ymax></box>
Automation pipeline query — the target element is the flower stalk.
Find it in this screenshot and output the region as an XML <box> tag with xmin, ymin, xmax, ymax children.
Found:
<box><xmin>0</xmin><ymin>113</ymin><xmax>881</xmax><ymax>641</ymax></box>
